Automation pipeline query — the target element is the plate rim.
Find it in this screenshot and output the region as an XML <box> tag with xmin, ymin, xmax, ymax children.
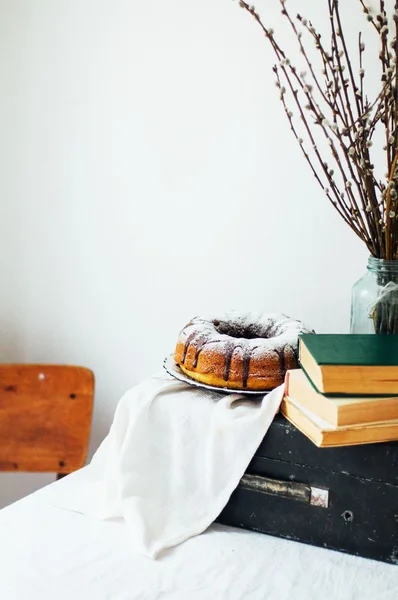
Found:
<box><xmin>163</xmin><ymin>354</ymin><xmax>270</xmax><ymax>396</ymax></box>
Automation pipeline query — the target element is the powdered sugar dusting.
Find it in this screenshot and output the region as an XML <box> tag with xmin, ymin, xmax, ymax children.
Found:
<box><xmin>176</xmin><ymin>311</ymin><xmax>314</xmax><ymax>388</ymax></box>
<box><xmin>178</xmin><ymin>311</ymin><xmax>313</xmax><ymax>357</ymax></box>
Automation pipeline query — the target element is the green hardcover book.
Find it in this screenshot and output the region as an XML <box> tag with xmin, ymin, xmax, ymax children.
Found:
<box><xmin>298</xmin><ymin>334</ymin><xmax>398</xmax><ymax>395</ymax></box>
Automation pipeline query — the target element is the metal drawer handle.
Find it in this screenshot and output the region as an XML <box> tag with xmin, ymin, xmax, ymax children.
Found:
<box><xmin>239</xmin><ymin>473</ymin><xmax>329</xmax><ymax>509</ymax></box>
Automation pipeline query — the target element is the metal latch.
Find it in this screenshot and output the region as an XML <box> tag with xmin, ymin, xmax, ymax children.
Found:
<box><xmin>239</xmin><ymin>473</ymin><xmax>329</xmax><ymax>509</ymax></box>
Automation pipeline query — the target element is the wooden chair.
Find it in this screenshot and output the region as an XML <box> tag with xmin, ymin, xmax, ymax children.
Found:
<box><xmin>0</xmin><ymin>365</ymin><xmax>94</xmax><ymax>480</ymax></box>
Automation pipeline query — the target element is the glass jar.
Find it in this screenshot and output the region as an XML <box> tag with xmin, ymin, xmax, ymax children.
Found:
<box><xmin>350</xmin><ymin>257</ymin><xmax>398</xmax><ymax>334</ymax></box>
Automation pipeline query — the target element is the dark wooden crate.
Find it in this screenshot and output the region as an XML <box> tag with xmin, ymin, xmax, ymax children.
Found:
<box><xmin>217</xmin><ymin>414</ymin><xmax>398</xmax><ymax>564</ymax></box>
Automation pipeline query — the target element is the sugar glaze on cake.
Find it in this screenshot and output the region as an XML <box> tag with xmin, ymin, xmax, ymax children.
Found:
<box><xmin>174</xmin><ymin>311</ymin><xmax>313</xmax><ymax>391</ymax></box>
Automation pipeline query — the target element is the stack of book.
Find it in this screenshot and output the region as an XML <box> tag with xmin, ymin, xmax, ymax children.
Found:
<box><xmin>282</xmin><ymin>334</ymin><xmax>398</xmax><ymax>448</ymax></box>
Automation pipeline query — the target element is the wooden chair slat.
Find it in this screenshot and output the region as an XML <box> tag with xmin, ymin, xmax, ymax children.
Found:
<box><xmin>0</xmin><ymin>365</ymin><xmax>94</xmax><ymax>473</ymax></box>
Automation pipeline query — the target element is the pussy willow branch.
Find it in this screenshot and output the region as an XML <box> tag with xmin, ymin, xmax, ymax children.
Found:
<box><xmin>283</xmin><ymin>2</ymin><xmax>373</xmax><ymax>239</ymax></box>
<box><xmin>237</xmin><ymin>0</ymin><xmax>398</xmax><ymax>258</ymax></box>
<box><xmin>273</xmin><ymin>67</ymin><xmax>367</xmax><ymax>239</ymax></box>
<box><xmin>298</xmin><ymin>17</ymin><xmax>350</xmax><ymax>129</ymax></box>
<box><xmin>334</xmin><ymin>1</ymin><xmax>362</xmax><ymax>118</ymax></box>
<box><xmin>239</xmin><ymin>1</ymin><xmax>375</xmax><ymax>247</ymax></box>
<box><xmin>239</xmin><ymin>0</ymin><xmax>375</xmax><ymax>251</ymax></box>
<box><xmin>330</xmin><ymin>0</ymin><xmax>383</xmax><ymax>246</ymax></box>
<box><xmin>328</xmin><ymin>0</ymin><xmax>382</xmax><ymax>249</ymax></box>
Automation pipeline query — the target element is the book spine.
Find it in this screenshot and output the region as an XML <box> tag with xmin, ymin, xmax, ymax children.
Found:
<box><xmin>284</xmin><ymin>370</ymin><xmax>291</xmax><ymax>396</ymax></box>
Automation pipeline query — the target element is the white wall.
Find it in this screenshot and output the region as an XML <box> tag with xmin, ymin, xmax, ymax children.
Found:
<box><xmin>0</xmin><ymin>0</ymin><xmax>368</xmax><ymax>506</ymax></box>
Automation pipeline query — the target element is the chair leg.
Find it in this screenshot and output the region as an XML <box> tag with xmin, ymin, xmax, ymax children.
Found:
<box><xmin>56</xmin><ymin>473</ymin><xmax>67</xmax><ymax>481</ymax></box>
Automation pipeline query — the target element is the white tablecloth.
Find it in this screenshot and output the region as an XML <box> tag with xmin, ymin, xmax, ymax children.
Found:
<box><xmin>0</xmin><ymin>469</ymin><xmax>398</xmax><ymax>599</ymax></box>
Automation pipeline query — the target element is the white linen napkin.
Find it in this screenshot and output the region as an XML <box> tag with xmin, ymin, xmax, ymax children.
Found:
<box><xmin>56</xmin><ymin>372</ymin><xmax>284</xmax><ymax>558</ymax></box>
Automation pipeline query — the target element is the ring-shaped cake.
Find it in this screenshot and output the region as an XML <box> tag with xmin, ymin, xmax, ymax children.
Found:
<box><xmin>174</xmin><ymin>312</ymin><xmax>312</xmax><ymax>391</ymax></box>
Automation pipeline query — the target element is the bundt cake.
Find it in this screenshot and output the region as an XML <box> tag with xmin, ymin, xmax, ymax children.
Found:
<box><xmin>174</xmin><ymin>312</ymin><xmax>312</xmax><ymax>391</ymax></box>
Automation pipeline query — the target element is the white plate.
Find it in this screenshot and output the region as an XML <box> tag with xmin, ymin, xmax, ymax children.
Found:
<box><xmin>163</xmin><ymin>354</ymin><xmax>270</xmax><ymax>396</ymax></box>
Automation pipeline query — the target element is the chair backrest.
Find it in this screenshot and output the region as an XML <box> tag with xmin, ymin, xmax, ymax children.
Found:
<box><xmin>0</xmin><ymin>365</ymin><xmax>94</xmax><ymax>474</ymax></box>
